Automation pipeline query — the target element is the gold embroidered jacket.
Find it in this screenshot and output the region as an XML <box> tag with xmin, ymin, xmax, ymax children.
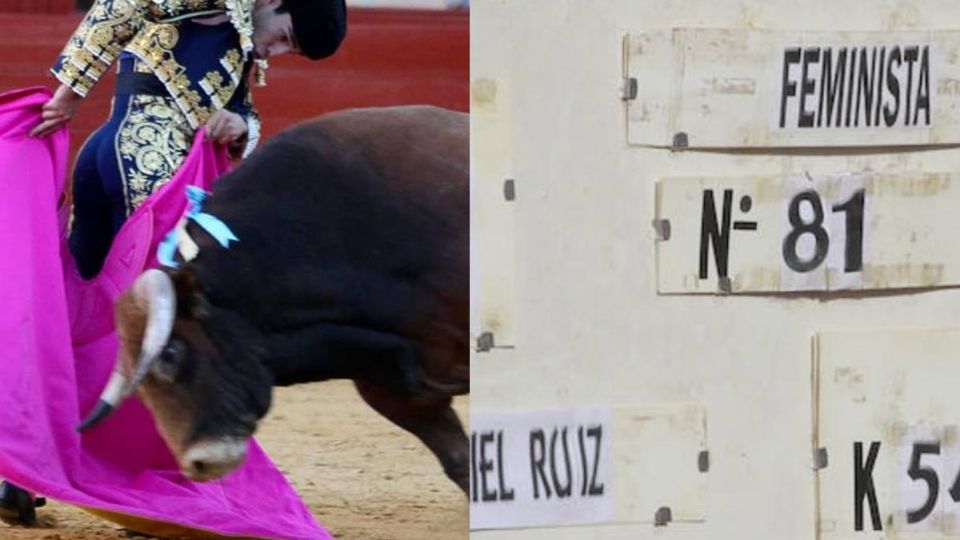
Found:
<box><xmin>52</xmin><ymin>0</ymin><xmax>260</xmax><ymax>141</ymax></box>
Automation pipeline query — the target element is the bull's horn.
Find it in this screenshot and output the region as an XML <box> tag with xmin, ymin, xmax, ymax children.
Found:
<box><xmin>77</xmin><ymin>269</ymin><xmax>177</xmax><ymax>432</ymax></box>
<box><xmin>77</xmin><ymin>370</ymin><xmax>126</xmax><ymax>432</ymax></box>
<box><xmin>125</xmin><ymin>268</ymin><xmax>177</xmax><ymax>390</ymax></box>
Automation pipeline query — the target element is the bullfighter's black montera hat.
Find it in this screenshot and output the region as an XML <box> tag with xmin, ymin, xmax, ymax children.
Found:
<box><xmin>286</xmin><ymin>0</ymin><xmax>348</xmax><ymax>60</ymax></box>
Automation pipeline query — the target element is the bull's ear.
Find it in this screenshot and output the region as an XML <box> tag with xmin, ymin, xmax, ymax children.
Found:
<box><xmin>170</xmin><ymin>268</ymin><xmax>211</xmax><ymax>320</ymax></box>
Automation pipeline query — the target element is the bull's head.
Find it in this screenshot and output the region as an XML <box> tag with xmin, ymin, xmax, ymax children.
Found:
<box><xmin>79</xmin><ymin>269</ymin><xmax>273</xmax><ymax>481</ymax></box>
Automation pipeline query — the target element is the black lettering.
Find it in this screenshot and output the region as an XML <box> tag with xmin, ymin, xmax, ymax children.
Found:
<box><xmin>819</xmin><ymin>47</ymin><xmax>847</xmax><ymax>127</ymax></box>
<box><xmin>530</xmin><ymin>429</ymin><xmax>551</xmax><ymax>499</ymax></box>
<box><xmin>831</xmin><ymin>189</ymin><xmax>865</xmax><ymax>272</ymax></box>
<box><xmin>884</xmin><ymin>46</ymin><xmax>901</xmax><ymax>126</ymax></box>
<box><xmin>904</xmin><ymin>46</ymin><xmax>919</xmax><ymax>126</ymax></box>
<box><xmin>874</xmin><ymin>47</ymin><xmax>885</xmax><ymax>126</ymax></box>
<box><xmin>698</xmin><ymin>189</ymin><xmax>733</xmax><ymax>280</ymax></box>
<box><xmin>496</xmin><ymin>430</ymin><xmax>515</xmax><ymax>501</ymax></box>
<box><xmin>854</xmin><ymin>441</ymin><xmax>882</xmax><ymax>531</ymax></box>
<box><xmin>549</xmin><ymin>428</ymin><xmax>573</xmax><ymax>498</ymax></box>
<box><xmin>587</xmin><ymin>426</ymin><xmax>605</xmax><ymax>496</ymax></box>
<box><xmin>470</xmin><ymin>431</ymin><xmax>478</xmax><ymax>502</ymax></box>
<box><xmin>782</xmin><ymin>191</ymin><xmax>828</xmax><ymax>273</ymax></box>
<box><xmin>846</xmin><ymin>47</ymin><xmax>857</xmax><ymax>127</ymax></box>
<box><xmin>780</xmin><ymin>48</ymin><xmax>802</xmax><ymax>127</ymax></box>
<box><xmin>854</xmin><ymin>47</ymin><xmax>878</xmax><ymax>126</ymax></box>
<box><xmin>949</xmin><ymin>458</ymin><xmax>960</xmax><ymax>502</ymax></box>
<box><xmin>906</xmin><ymin>441</ymin><xmax>940</xmax><ymax>524</ymax></box>
<box><xmin>799</xmin><ymin>48</ymin><xmax>820</xmax><ymax>127</ymax></box>
<box><xmin>578</xmin><ymin>426</ymin><xmax>589</xmax><ymax>496</ymax></box>
<box><xmin>479</xmin><ymin>431</ymin><xmax>497</xmax><ymax>501</ymax></box>
<box><xmin>915</xmin><ymin>45</ymin><xmax>931</xmax><ymax>126</ymax></box>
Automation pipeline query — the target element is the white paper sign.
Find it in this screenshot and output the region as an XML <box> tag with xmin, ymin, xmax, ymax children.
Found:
<box><xmin>650</xmin><ymin>171</ymin><xmax>960</xmax><ymax>295</ymax></box>
<box><xmin>772</xmin><ymin>45</ymin><xmax>936</xmax><ymax>133</ymax></box>
<box><xmin>893</xmin><ymin>424</ymin><xmax>945</xmax><ymax>531</ymax></box>
<box><xmin>469</xmin><ymin>407</ymin><xmax>614</xmax><ymax>530</ymax></box>
<box><xmin>816</xmin><ymin>329</ymin><xmax>960</xmax><ymax>538</ymax></box>
<box><xmin>627</xmin><ymin>30</ymin><xmax>960</xmax><ymax>148</ymax></box>
<box><xmin>779</xmin><ymin>172</ymin><xmax>869</xmax><ymax>291</ymax></box>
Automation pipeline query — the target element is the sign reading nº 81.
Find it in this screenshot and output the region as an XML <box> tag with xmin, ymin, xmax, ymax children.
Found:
<box><xmin>655</xmin><ymin>172</ymin><xmax>960</xmax><ymax>294</ymax></box>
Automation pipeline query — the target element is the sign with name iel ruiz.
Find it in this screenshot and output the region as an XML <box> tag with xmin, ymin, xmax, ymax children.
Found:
<box><xmin>470</xmin><ymin>407</ymin><xmax>613</xmax><ymax>530</ymax></box>
<box><xmin>626</xmin><ymin>30</ymin><xmax>960</xmax><ymax>147</ymax></box>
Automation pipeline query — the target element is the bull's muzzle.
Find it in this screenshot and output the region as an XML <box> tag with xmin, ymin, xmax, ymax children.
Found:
<box><xmin>180</xmin><ymin>438</ymin><xmax>250</xmax><ymax>481</ymax></box>
<box><xmin>77</xmin><ymin>269</ymin><xmax>177</xmax><ymax>432</ymax></box>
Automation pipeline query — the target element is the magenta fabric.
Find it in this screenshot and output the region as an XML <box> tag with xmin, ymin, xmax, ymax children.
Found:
<box><xmin>0</xmin><ymin>87</ymin><xmax>329</xmax><ymax>539</ymax></box>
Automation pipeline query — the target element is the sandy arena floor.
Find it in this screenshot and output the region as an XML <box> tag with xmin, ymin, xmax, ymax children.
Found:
<box><xmin>0</xmin><ymin>381</ymin><xmax>468</xmax><ymax>540</ymax></box>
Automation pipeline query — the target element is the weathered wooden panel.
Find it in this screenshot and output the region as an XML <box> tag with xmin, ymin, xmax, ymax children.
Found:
<box><xmin>627</xmin><ymin>29</ymin><xmax>960</xmax><ymax>148</ymax></box>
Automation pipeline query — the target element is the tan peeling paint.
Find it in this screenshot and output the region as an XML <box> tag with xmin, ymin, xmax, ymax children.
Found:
<box><xmin>886</xmin><ymin>421</ymin><xmax>908</xmax><ymax>444</ymax></box>
<box><xmin>870</xmin><ymin>174</ymin><xmax>950</xmax><ymax>197</ymax></box>
<box><xmin>751</xmin><ymin>179</ymin><xmax>782</xmax><ymax>204</ymax></box>
<box><xmin>738</xmin><ymin>4</ymin><xmax>764</xmax><ymax>29</ymax></box>
<box><xmin>629</xmin><ymin>34</ymin><xmax>650</xmax><ymax>56</ymax></box>
<box><xmin>945</xmin><ymin>425</ymin><xmax>959</xmax><ymax>446</ymax></box>
<box><xmin>833</xmin><ymin>367</ymin><xmax>866</xmax><ymax>403</ymax></box>
<box><xmin>737</xmin><ymin>266</ymin><xmax>780</xmax><ymax>291</ymax></box>
<box><xmin>886</xmin><ymin>2</ymin><xmax>921</xmax><ymax>29</ymax></box>
<box><xmin>938</xmin><ymin>78</ymin><xmax>960</xmax><ymax>96</ymax></box>
<box><xmin>471</xmin><ymin>78</ymin><xmax>498</xmax><ymax>109</ymax></box>
<box><xmin>637</xmin><ymin>102</ymin><xmax>651</xmax><ymax>122</ymax></box>
<box><xmin>682</xmin><ymin>273</ymin><xmax>701</xmax><ymax>292</ymax></box>
<box><xmin>709</xmin><ymin>77</ymin><xmax>756</xmax><ymax>95</ymax></box>
<box><xmin>863</xmin><ymin>263</ymin><xmax>945</xmax><ymax>287</ymax></box>
<box><xmin>482</xmin><ymin>315</ymin><xmax>502</xmax><ymax>333</ymax></box>
<box><xmin>946</xmin><ymin>514</ymin><xmax>959</xmax><ymax>533</ymax></box>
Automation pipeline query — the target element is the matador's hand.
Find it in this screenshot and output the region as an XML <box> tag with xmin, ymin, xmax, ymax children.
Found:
<box><xmin>30</xmin><ymin>84</ymin><xmax>81</xmax><ymax>138</ymax></box>
<box><xmin>206</xmin><ymin>110</ymin><xmax>248</xmax><ymax>146</ymax></box>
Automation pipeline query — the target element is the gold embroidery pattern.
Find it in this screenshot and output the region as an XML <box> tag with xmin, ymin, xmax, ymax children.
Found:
<box><xmin>54</xmin><ymin>0</ymin><xmax>253</xmax><ymax>151</ymax></box>
<box><xmin>240</xmin><ymin>105</ymin><xmax>261</xmax><ymax>158</ymax></box>
<box><xmin>199</xmin><ymin>71</ymin><xmax>229</xmax><ymax>109</ymax></box>
<box><xmin>53</xmin><ymin>0</ymin><xmax>147</xmax><ymax>96</ymax></box>
<box><xmin>146</xmin><ymin>0</ymin><xmax>226</xmax><ymax>19</ymax></box>
<box><xmin>200</xmin><ymin>46</ymin><xmax>245</xmax><ymax>108</ymax></box>
<box><xmin>133</xmin><ymin>58</ymin><xmax>153</xmax><ymax>74</ymax></box>
<box><xmin>53</xmin><ymin>0</ymin><xmax>233</xmax><ymax>96</ymax></box>
<box><xmin>126</xmin><ymin>22</ymin><xmax>209</xmax><ymax>128</ymax></box>
<box><xmin>221</xmin><ymin>49</ymin><xmax>242</xmax><ymax>85</ymax></box>
<box><xmin>149</xmin><ymin>0</ymin><xmax>184</xmax><ymax>13</ymax></box>
<box><xmin>116</xmin><ymin>95</ymin><xmax>192</xmax><ymax>215</ymax></box>
<box><xmin>53</xmin><ymin>62</ymin><xmax>94</xmax><ymax>96</ymax></box>
<box><xmin>225</xmin><ymin>0</ymin><xmax>254</xmax><ymax>54</ymax></box>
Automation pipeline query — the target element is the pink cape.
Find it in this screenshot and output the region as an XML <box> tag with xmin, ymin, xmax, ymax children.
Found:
<box><xmin>0</xmin><ymin>87</ymin><xmax>329</xmax><ymax>539</ymax></box>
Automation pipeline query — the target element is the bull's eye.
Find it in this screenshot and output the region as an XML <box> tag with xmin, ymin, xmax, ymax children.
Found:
<box><xmin>160</xmin><ymin>341</ymin><xmax>183</xmax><ymax>363</ymax></box>
<box><xmin>152</xmin><ymin>340</ymin><xmax>185</xmax><ymax>382</ymax></box>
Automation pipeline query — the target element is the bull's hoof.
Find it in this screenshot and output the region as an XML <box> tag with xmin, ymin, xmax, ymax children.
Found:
<box><xmin>0</xmin><ymin>481</ymin><xmax>45</xmax><ymax>527</ymax></box>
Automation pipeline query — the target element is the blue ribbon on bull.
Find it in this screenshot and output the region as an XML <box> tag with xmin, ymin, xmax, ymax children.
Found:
<box><xmin>157</xmin><ymin>186</ymin><xmax>239</xmax><ymax>268</ymax></box>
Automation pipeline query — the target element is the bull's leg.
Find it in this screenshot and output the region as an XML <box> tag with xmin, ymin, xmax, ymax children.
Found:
<box><xmin>353</xmin><ymin>381</ymin><xmax>468</xmax><ymax>494</ymax></box>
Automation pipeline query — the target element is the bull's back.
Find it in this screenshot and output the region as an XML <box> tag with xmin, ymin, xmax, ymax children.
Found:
<box><xmin>198</xmin><ymin>106</ymin><xmax>469</xmax><ymax>386</ymax></box>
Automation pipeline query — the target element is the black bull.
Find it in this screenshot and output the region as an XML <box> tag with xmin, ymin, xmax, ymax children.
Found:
<box><xmin>80</xmin><ymin>106</ymin><xmax>469</xmax><ymax>493</ymax></box>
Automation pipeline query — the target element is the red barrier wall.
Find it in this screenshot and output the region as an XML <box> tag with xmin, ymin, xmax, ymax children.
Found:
<box><xmin>0</xmin><ymin>0</ymin><xmax>73</xmax><ymax>14</ymax></box>
<box><xmin>0</xmin><ymin>8</ymin><xmax>468</xmax><ymax>160</ymax></box>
